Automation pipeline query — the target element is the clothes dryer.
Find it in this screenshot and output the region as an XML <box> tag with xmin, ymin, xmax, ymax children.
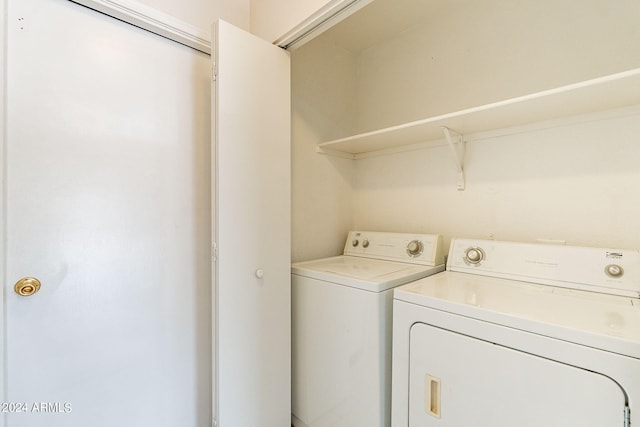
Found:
<box><xmin>391</xmin><ymin>238</ymin><xmax>640</xmax><ymax>427</ymax></box>
<box><xmin>292</xmin><ymin>231</ymin><xmax>444</xmax><ymax>427</ymax></box>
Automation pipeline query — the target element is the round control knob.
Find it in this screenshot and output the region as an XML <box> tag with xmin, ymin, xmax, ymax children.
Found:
<box><xmin>362</xmin><ymin>239</ymin><xmax>370</xmax><ymax>248</ymax></box>
<box><xmin>605</xmin><ymin>264</ymin><xmax>624</xmax><ymax>278</ymax></box>
<box><xmin>464</xmin><ymin>247</ymin><xmax>485</xmax><ymax>265</ymax></box>
<box><xmin>406</xmin><ymin>240</ymin><xmax>424</xmax><ymax>257</ymax></box>
<box><xmin>352</xmin><ymin>239</ymin><xmax>359</xmax><ymax>247</ymax></box>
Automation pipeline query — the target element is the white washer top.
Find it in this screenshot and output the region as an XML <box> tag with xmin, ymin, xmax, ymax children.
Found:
<box><xmin>292</xmin><ymin>255</ymin><xmax>444</xmax><ymax>292</ymax></box>
<box><xmin>394</xmin><ymin>238</ymin><xmax>640</xmax><ymax>358</ymax></box>
<box><xmin>292</xmin><ymin>231</ymin><xmax>445</xmax><ymax>292</ymax></box>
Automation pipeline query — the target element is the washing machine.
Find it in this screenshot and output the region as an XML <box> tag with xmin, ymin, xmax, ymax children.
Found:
<box><xmin>391</xmin><ymin>238</ymin><xmax>640</xmax><ymax>427</ymax></box>
<box><xmin>292</xmin><ymin>231</ymin><xmax>445</xmax><ymax>427</ymax></box>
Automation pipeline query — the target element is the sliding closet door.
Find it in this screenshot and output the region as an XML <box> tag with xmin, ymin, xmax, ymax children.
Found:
<box><xmin>4</xmin><ymin>0</ymin><xmax>211</xmax><ymax>426</ymax></box>
<box><xmin>212</xmin><ymin>20</ymin><xmax>291</xmax><ymax>427</ymax></box>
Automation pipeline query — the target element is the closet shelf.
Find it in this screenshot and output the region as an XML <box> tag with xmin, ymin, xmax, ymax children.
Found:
<box><xmin>316</xmin><ymin>68</ymin><xmax>640</xmax><ymax>157</ymax></box>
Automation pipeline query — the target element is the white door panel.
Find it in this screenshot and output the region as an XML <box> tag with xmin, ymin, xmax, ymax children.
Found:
<box><xmin>409</xmin><ymin>323</ymin><xmax>625</xmax><ymax>426</ymax></box>
<box><xmin>213</xmin><ymin>20</ymin><xmax>291</xmax><ymax>427</ymax></box>
<box><xmin>5</xmin><ymin>0</ymin><xmax>211</xmax><ymax>425</ymax></box>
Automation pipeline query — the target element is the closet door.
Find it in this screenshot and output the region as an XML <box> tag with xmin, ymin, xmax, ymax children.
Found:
<box><xmin>212</xmin><ymin>20</ymin><xmax>291</xmax><ymax>427</ymax></box>
<box><xmin>4</xmin><ymin>0</ymin><xmax>211</xmax><ymax>426</ymax></box>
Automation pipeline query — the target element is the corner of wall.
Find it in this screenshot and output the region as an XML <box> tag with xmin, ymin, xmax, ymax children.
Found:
<box><xmin>214</xmin><ymin>0</ymin><xmax>250</xmax><ymax>33</ymax></box>
<box><xmin>290</xmin><ymin>34</ymin><xmax>357</xmax><ymax>262</ymax></box>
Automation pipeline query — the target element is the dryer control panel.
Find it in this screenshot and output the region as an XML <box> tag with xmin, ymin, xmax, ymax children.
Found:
<box><xmin>448</xmin><ymin>238</ymin><xmax>640</xmax><ymax>298</ymax></box>
<box><xmin>344</xmin><ymin>231</ymin><xmax>444</xmax><ymax>266</ymax></box>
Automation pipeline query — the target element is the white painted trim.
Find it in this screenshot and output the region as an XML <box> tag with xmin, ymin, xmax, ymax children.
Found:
<box><xmin>275</xmin><ymin>0</ymin><xmax>374</xmax><ymax>50</ymax></box>
<box><xmin>0</xmin><ymin>0</ymin><xmax>6</xmax><ymax>421</ymax></box>
<box><xmin>69</xmin><ymin>0</ymin><xmax>211</xmax><ymax>54</ymax></box>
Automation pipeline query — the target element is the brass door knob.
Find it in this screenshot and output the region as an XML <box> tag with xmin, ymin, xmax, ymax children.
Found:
<box><xmin>14</xmin><ymin>277</ymin><xmax>41</xmax><ymax>297</ymax></box>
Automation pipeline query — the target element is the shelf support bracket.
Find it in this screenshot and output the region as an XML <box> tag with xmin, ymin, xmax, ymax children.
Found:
<box><xmin>441</xmin><ymin>126</ymin><xmax>465</xmax><ymax>191</ymax></box>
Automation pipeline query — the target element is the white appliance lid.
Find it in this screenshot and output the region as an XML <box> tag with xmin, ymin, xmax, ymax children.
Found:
<box><xmin>309</xmin><ymin>257</ymin><xmax>412</xmax><ymax>280</ymax></box>
<box><xmin>292</xmin><ymin>256</ymin><xmax>444</xmax><ymax>292</ymax></box>
<box><xmin>394</xmin><ymin>271</ymin><xmax>640</xmax><ymax>358</ymax></box>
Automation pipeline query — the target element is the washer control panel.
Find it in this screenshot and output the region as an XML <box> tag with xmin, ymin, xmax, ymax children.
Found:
<box><xmin>448</xmin><ymin>238</ymin><xmax>640</xmax><ymax>298</ymax></box>
<box><xmin>344</xmin><ymin>231</ymin><xmax>444</xmax><ymax>266</ymax></box>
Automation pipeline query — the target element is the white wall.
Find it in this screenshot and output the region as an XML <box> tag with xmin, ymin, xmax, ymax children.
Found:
<box><xmin>354</xmin><ymin>0</ymin><xmax>640</xmax><ymax>133</ymax></box>
<box><xmin>354</xmin><ymin>109</ymin><xmax>640</xmax><ymax>253</ymax></box>
<box><xmin>350</xmin><ymin>0</ymin><xmax>640</xmax><ymax>253</ymax></box>
<box><xmin>213</xmin><ymin>0</ymin><xmax>250</xmax><ymax>32</ymax></box>
<box><xmin>251</xmin><ymin>0</ymin><xmax>334</xmax><ymax>42</ymax></box>
<box><xmin>137</xmin><ymin>0</ymin><xmax>250</xmax><ymax>36</ymax></box>
<box><xmin>137</xmin><ymin>0</ymin><xmax>213</xmax><ymax>33</ymax></box>
<box><xmin>291</xmin><ymin>35</ymin><xmax>356</xmax><ymax>262</ymax></box>
<box><xmin>291</xmin><ymin>0</ymin><xmax>640</xmax><ymax>260</ymax></box>
<box><xmin>123</xmin><ymin>0</ymin><xmax>251</xmax><ymax>41</ymax></box>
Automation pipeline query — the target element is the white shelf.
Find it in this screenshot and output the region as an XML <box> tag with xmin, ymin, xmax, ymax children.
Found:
<box><xmin>317</xmin><ymin>68</ymin><xmax>640</xmax><ymax>156</ymax></box>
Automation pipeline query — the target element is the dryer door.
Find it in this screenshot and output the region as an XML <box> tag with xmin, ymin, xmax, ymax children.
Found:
<box><xmin>409</xmin><ymin>323</ymin><xmax>626</xmax><ymax>427</ymax></box>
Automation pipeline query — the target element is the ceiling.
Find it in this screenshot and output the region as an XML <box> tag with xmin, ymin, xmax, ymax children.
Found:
<box><xmin>319</xmin><ymin>0</ymin><xmax>460</xmax><ymax>53</ymax></box>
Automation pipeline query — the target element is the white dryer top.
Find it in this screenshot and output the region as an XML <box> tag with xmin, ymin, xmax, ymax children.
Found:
<box><xmin>395</xmin><ymin>271</ymin><xmax>640</xmax><ymax>358</ymax></box>
<box><xmin>394</xmin><ymin>238</ymin><xmax>640</xmax><ymax>358</ymax></box>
